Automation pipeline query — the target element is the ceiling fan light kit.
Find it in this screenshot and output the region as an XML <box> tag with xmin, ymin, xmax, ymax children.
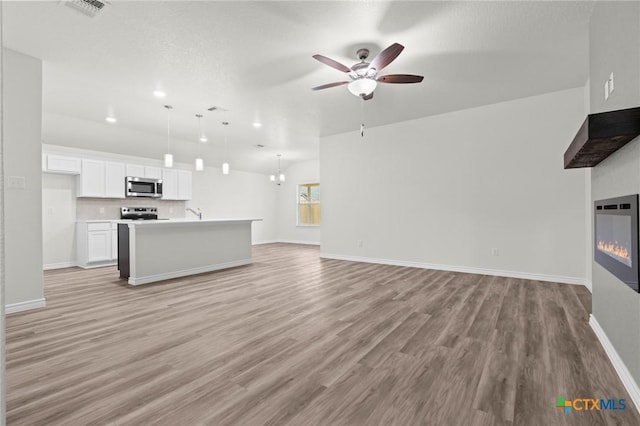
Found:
<box><xmin>312</xmin><ymin>42</ymin><xmax>423</xmax><ymax>100</ymax></box>
<box><xmin>348</xmin><ymin>78</ymin><xmax>377</xmax><ymax>97</ymax></box>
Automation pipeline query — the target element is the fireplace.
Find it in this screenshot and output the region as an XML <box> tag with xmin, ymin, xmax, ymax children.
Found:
<box><xmin>594</xmin><ymin>194</ymin><xmax>639</xmax><ymax>292</ymax></box>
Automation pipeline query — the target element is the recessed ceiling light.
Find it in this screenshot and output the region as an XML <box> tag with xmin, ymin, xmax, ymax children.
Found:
<box><xmin>105</xmin><ymin>116</ymin><xmax>117</xmax><ymax>123</ymax></box>
<box><xmin>253</xmin><ymin>122</ymin><xmax>262</xmax><ymax>128</ymax></box>
<box><xmin>153</xmin><ymin>90</ymin><xmax>166</xmax><ymax>98</ymax></box>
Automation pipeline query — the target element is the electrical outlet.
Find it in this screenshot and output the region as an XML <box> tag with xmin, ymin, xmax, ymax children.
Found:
<box><xmin>99</xmin><ymin>207</ymin><xmax>105</xmax><ymax>214</ymax></box>
<box><xmin>47</xmin><ymin>207</ymin><xmax>54</xmax><ymax>215</ymax></box>
<box><xmin>491</xmin><ymin>248</ymin><xmax>499</xmax><ymax>256</ymax></box>
<box><xmin>169</xmin><ymin>207</ymin><xmax>174</xmax><ymax>214</ymax></box>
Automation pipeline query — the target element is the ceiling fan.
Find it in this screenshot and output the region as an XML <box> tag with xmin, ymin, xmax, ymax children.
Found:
<box><xmin>311</xmin><ymin>42</ymin><xmax>423</xmax><ymax>100</ymax></box>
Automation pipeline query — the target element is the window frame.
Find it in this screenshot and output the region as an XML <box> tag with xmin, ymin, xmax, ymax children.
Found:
<box><xmin>296</xmin><ymin>182</ymin><xmax>320</xmax><ymax>227</ymax></box>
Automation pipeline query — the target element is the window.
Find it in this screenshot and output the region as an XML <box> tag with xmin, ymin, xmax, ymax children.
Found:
<box><xmin>298</xmin><ymin>183</ymin><xmax>320</xmax><ymax>226</ymax></box>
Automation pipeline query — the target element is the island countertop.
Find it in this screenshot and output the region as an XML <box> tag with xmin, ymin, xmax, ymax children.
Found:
<box><xmin>123</xmin><ymin>218</ymin><xmax>262</xmax><ymax>227</ymax></box>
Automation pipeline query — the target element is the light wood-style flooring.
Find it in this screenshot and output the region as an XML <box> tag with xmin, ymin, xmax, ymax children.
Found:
<box><xmin>6</xmin><ymin>243</ymin><xmax>640</xmax><ymax>425</ymax></box>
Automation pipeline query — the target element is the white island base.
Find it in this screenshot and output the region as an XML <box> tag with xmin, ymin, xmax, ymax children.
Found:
<box><xmin>118</xmin><ymin>219</ymin><xmax>260</xmax><ymax>285</ymax></box>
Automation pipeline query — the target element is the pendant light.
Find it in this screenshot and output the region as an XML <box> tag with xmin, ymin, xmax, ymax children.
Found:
<box><xmin>164</xmin><ymin>105</ymin><xmax>173</xmax><ymax>167</ymax></box>
<box><xmin>270</xmin><ymin>154</ymin><xmax>285</xmax><ymax>185</ymax></box>
<box><xmin>195</xmin><ymin>114</ymin><xmax>204</xmax><ymax>171</ymax></box>
<box><xmin>222</xmin><ymin>121</ymin><xmax>230</xmax><ymax>175</ymax></box>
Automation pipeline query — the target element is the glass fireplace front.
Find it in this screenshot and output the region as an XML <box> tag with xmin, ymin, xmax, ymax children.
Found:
<box><xmin>594</xmin><ymin>194</ymin><xmax>639</xmax><ymax>292</ymax></box>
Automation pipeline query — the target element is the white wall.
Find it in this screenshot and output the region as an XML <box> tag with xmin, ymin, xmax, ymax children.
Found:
<box><xmin>321</xmin><ymin>87</ymin><xmax>587</xmax><ymax>283</ymax></box>
<box><xmin>3</xmin><ymin>48</ymin><xmax>44</xmax><ymax>308</ymax></box>
<box><xmin>588</xmin><ymin>0</ymin><xmax>640</xmax><ymax>387</ymax></box>
<box><xmin>276</xmin><ymin>159</ymin><xmax>320</xmax><ymax>245</ymax></box>
<box><xmin>0</xmin><ymin>9</ymin><xmax>6</xmax><ymax>420</ymax></box>
<box><xmin>189</xmin><ymin>165</ymin><xmax>278</xmax><ymax>244</ymax></box>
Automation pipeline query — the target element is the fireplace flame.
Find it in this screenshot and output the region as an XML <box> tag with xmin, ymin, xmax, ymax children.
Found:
<box><xmin>597</xmin><ymin>240</ymin><xmax>631</xmax><ymax>262</ymax></box>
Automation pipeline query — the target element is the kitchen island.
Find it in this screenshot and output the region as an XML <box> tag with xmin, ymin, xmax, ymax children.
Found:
<box><xmin>118</xmin><ymin>218</ymin><xmax>261</xmax><ymax>285</ymax></box>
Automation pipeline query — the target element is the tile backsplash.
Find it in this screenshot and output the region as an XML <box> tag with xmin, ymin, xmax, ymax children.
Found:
<box><xmin>76</xmin><ymin>198</ymin><xmax>187</xmax><ymax>220</ymax></box>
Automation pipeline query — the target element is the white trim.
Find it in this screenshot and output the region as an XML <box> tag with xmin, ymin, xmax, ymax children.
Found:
<box><xmin>76</xmin><ymin>261</ymin><xmax>116</xmax><ymax>269</ymax></box>
<box><xmin>252</xmin><ymin>240</ymin><xmax>279</xmax><ymax>246</ymax></box>
<box><xmin>278</xmin><ymin>239</ymin><xmax>321</xmax><ymax>246</ymax></box>
<box><xmin>43</xmin><ymin>261</ymin><xmax>76</xmax><ymax>270</ymax></box>
<box><xmin>6</xmin><ymin>298</ymin><xmax>46</xmax><ymax>314</ymax></box>
<box><xmin>590</xmin><ymin>314</ymin><xmax>640</xmax><ymax>413</ymax></box>
<box><xmin>128</xmin><ymin>258</ymin><xmax>251</xmax><ymax>285</ymax></box>
<box><xmin>583</xmin><ymin>279</ymin><xmax>593</xmax><ymax>293</ymax></box>
<box><xmin>319</xmin><ymin>253</ymin><xmax>586</xmax><ymax>286</ymax></box>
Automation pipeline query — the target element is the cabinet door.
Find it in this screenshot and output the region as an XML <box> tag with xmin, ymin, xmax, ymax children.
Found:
<box><xmin>78</xmin><ymin>159</ymin><xmax>105</xmax><ymax>197</ymax></box>
<box><xmin>177</xmin><ymin>170</ymin><xmax>192</xmax><ymax>200</ymax></box>
<box><xmin>161</xmin><ymin>168</ymin><xmax>178</xmax><ymax>200</ymax></box>
<box><xmin>87</xmin><ymin>230</ymin><xmax>111</xmax><ymax>262</ymax></box>
<box><xmin>45</xmin><ymin>154</ymin><xmax>81</xmax><ymax>174</ymax></box>
<box><xmin>125</xmin><ymin>164</ymin><xmax>145</xmax><ymax>178</ymax></box>
<box><xmin>105</xmin><ymin>162</ymin><xmax>126</xmax><ymax>198</ymax></box>
<box><xmin>111</xmin><ymin>229</ymin><xmax>118</xmax><ymax>260</ymax></box>
<box><xmin>145</xmin><ymin>166</ymin><xmax>162</xmax><ymax>179</ymax></box>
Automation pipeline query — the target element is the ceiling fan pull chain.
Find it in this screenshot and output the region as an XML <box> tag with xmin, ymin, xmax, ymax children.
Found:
<box><xmin>360</xmin><ymin>97</ymin><xmax>365</xmax><ymax>138</ymax></box>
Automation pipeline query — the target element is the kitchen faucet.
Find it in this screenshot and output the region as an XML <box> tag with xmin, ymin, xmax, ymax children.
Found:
<box><xmin>186</xmin><ymin>207</ymin><xmax>202</xmax><ymax>220</ymax></box>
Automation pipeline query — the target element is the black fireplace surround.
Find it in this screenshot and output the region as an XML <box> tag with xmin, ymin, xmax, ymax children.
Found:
<box><xmin>594</xmin><ymin>194</ymin><xmax>639</xmax><ymax>292</ymax></box>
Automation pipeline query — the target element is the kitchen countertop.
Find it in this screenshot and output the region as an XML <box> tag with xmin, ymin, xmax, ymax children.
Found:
<box><xmin>121</xmin><ymin>218</ymin><xmax>262</xmax><ymax>227</ymax></box>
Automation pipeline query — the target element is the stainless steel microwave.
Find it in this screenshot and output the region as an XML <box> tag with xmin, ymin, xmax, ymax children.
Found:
<box><xmin>126</xmin><ymin>176</ymin><xmax>163</xmax><ymax>198</ymax></box>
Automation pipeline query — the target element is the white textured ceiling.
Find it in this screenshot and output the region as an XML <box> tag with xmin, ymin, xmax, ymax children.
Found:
<box><xmin>3</xmin><ymin>1</ymin><xmax>593</xmax><ymax>174</ymax></box>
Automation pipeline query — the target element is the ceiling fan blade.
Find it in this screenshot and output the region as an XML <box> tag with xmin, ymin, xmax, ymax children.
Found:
<box><xmin>377</xmin><ymin>74</ymin><xmax>424</xmax><ymax>84</ymax></box>
<box><xmin>368</xmin><ymin>43</ymin><xmax>404</xmax><ymax>72</ymax></box>
<box><xmin>362</xmin><ymin>92</ymin><xmax>374</xmax><ymax>101</ymax></box>
<box><xmin>311</xmin><ymin>81</ymin><xmax>349</xmax><ymax>91</ymax></box>
<box><xmin>312</xmin><ymin>54</ymin><xmax>351</xmax><ymax>73</ymax></box>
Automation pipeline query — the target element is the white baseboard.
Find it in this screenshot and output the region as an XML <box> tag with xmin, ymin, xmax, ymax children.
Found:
<box><xmin>319</xmin><ymin>252</ymin><xmax>586</xmax><ymax>286</ymax></box>
<box><xmin>76</xmin><ymin>261</ymin><xmax>117</xmax><ymax>269</ymax></box>
<box><xmin>590</xmin><ymin>314</ymin><xmax>640</xmax><ymax>413</ymax></box>
<box><xmin>583</xmin><ymin>279</ymin><xmax>593</xmax><ymax>293</ymax></box>
<box><xmin>252</xmin><ymin>240</ymin><xmax>278</xmax><ymax>245</ymax></box>
<box><xmin>128</xmin><ymin>258</ymin><xmax>252</xmax><ymax>285</ymax></box>
<box><xmin>277</xmin><ymin>239</ymin><xmax>321</xmax><ymax>246</ymax></box>
<box><xmin>43</xmin><ymin>261</ymin><xmax>77</xmax><ymax>270</ymax></box>
<box><xmin>6</xmin><ymin>298</ymin><xmax>46</xmax><ymax>314</ymax></box>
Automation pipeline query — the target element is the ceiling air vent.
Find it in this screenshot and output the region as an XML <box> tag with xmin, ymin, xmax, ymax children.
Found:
<box><xmin>64</xmin><ymin>0</ymin><xmax>110</xmax><ymax>18</ymax></box>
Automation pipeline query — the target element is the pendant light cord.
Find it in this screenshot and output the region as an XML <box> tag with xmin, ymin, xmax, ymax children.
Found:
<box><xmin>165</xmin><ymin>105</ymin><xmax>173</xmax><ymax>153</ymax></box>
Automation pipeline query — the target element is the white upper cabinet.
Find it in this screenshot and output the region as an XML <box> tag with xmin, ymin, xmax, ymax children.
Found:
<box><xmin>161</xmin><ymin>168</ymin><xmax>179</xmax><ymax>200</ymax></box>
<box><xmin>78</xmin><ymin>159</ymin><xmax>125</xmax><ymax>198</ymax></box>
<box><xmin>125</xmin><ymin>164</ymin><xmax>162</xmax><ymax>180</ymax></box>
<box><xmin>104</xmin><ymin>162</ymin><xmax>125</xmax><ymax>198</ymax></box>
<box><xmin>178</xmin><ymin>170</ymin><xmax>192</xmax><ymax>200</ymax></box>
<box><xmin>77</xmin><ymin>159</ymin><xmax>105</xmax><ymax>197</ymax></box>
<box><xmin>145</xmin><ymin>166</ymin><xmax>162</xmax><ymax>180</ymax></box>
<box><xmin>125</xmin><ymin>164</ymin><xmax>145</xmax><ymax>178</ymax></box>
<box><xmin>43</xmin><ymin>154</ymin><xmax>82</xmax><ymax>174</ymax></box>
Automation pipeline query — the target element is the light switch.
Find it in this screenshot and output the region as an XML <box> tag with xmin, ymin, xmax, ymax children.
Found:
<box><xmin>7</xmin><ymin>176</ymin><xmax>26</xmax><ymax>189</ymax></box>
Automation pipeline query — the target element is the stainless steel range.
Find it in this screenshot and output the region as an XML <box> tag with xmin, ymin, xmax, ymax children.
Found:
<box><xmin>120</xmin><ymin>207</ymin><xmax>158</xmax><ymax>220</ymax></box>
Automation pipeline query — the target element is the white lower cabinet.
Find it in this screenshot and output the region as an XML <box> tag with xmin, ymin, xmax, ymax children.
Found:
<box><xmin>77</xmin><ymin>221</ymin><xmax>119</xmax><ymax>268</ymax></box>
<box><xmin>112</xmin><ymin>227</ymin><xmax>118</xmax><ymax>260</ymax></box>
